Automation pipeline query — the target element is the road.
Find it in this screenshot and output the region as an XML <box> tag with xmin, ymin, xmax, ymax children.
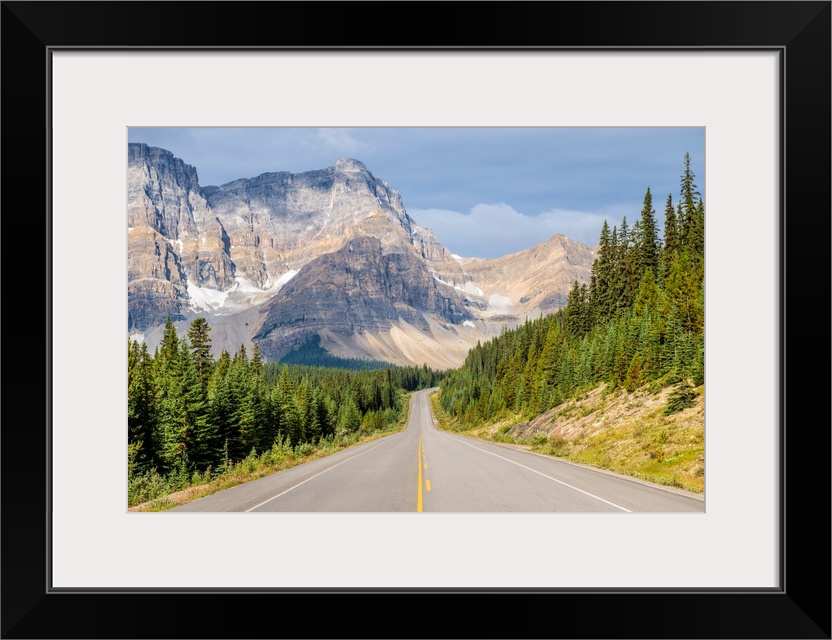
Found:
<box><xmin>168</xmin><ymin>388</ymin><xmax>705</xmax><ymax>513</ymax></box>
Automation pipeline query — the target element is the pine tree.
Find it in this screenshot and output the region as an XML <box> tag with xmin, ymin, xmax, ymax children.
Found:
<box><xmin>216</xmin><ymin>349</ymin><xmax>231</xmax><ymax>378</ymax></box>
<box><xmin>689</xmin><ymin>198</ymin><xmax>705</xmax><ymax>260</ymax></box>
<box><xmin>675</xmin><ymin>201</ymin><xmax>685</xmax><ymax>252</ymax></box>
<box><xmin>336</xmin><ymin>393</ymin><xmax>361</xmax><ymax>436</ymax></box>
<box><xmin>179</xmin><ymin>339</ymin><xmax>218</xmax><ymax>470</ymax></box>
<box><xmin>234</xmin><ymin>343</ymin><xmax>248</xmax><ymax>367</ymax></box>
<box><xmin>236</xmin><ymin>354</ymin><xmax>269</xmax><ymax>454</ymax></box>
<box><xmin>661</xmin><ymin>193</ymin><xmax>678</xmax><ymax>281</ymax></box>
<box><xmin>158</xmin><ymin>317</ymin><xmax>181</xmax><ymax>368</ymax></box>
<box><xmin>623</xmin><ymin>352</ymin><xmax>643</xmax><ymax>392</ymax></box>
<box><xmin>665</xmin><ymin>250</ymin><xmax>704</xmax><ymax>335</ymax></box>
<box><xmin>679</xmin><ymin>152</ymin><xmax>701</xmax><ymax>249</ymax></box>
<box><xmin>224</xmin><ymin>350</ymin><xmax>250</xmax><ymax>461</ymax></box>
<box><xmin>187</xmin><ymin>317</ymin><xmax>213</xmax><ymax>391</ymax></box>
<box><xmin>250</xmin><ymin>342</ymin><xmax>264</xmax><ymax>376</ymax></box>
<box><xmin>608</xmin><ymin>225</ymin><xmax>631</xmax><ymax>315</ymax></box>
<box><xmin>618</xmin><ymin>216</ymin><xmax>636</xmax><ymax>309</ymax></box>
<box><xmin>154</xmin><ymin>332</ymin><xmax>188</xmax><ymax>474</ymax></box>
<box><xmin>128</xmin><ymin>339</ymin><xmax>157</xmax><ymax>471</ymax></box>
<box><xmin>208</xmin><ymin>365</ymin><xmax>237</xmax><ymax>465</ymax></box>
<box><xmin>276</xmin><ymin>366</ymin><xmax>300</xmax><ymax>446</ymax></box>
<box><xmin>590</xmin><ymin>220</ymin><xmax>614</xmax><ymax>320</ymax></box>
<box><xmin>637</xmin><ymin>187</ymin><xmax>660</xmax><ymax>280</ymax></box>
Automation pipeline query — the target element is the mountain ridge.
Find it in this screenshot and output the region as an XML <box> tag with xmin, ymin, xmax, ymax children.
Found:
<box><xmin>127</xmin><ymin>144</ymin><xmax>596</xmax><ymax>368</ymax></box>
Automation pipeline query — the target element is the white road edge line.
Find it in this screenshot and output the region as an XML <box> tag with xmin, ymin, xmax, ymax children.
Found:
<box><xmin>442</xmin><ymin>433</ymin><xmax>632</xmax><ymax>512</ymax></box>
<box><xmin>244</xmin><ymin>439</ymin><xmax>393</xmax><ymax>512</ymax></box>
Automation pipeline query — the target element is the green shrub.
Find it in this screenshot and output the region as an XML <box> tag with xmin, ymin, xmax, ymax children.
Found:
<box><xmin>128</xmin><ymin>468</ymin><xmax>168</xmax><ymax>506</ymax></box>
<box><xmin>664</xmin><ymin>381</ymin><xmax>696</xmax><ymax>415</ymax></box>
<box><xmin>528</xmin><ymin>432</ymin><xmax>549</xmax><ymax>446</ymax></box>
<box><xmin>295</xmin><ymin>442</ymin><xmax>315</xmax><ymax>457</ymax></box>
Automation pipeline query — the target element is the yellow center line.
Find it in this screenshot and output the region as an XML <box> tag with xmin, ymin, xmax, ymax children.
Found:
<box><xmin>417</xmin><ymin>434</ymin><xmax>423</xmax><ymax>512</ymax></box>
<box><xmin>426</xmin><ymin>480</ymin><xmax>431</xmax><ymax>492</ymax></box>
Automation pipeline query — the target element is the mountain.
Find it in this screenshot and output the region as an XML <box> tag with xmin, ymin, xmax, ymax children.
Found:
<box><xmin>253</xmin><ymin>235</ymin><xmax>472</xmax><ymax>358</ymax></box>
<box><xmin>127</xmin><ymin>144</ymin><xmax>596</xmax><ymax>369</ymax></box>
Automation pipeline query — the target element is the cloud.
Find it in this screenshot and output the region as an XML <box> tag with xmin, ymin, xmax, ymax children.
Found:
<box><xmin>315</xmin><ymin>128</ymin><xmax>365</xmax><ymax>156</ymax></box>
<box><xmin>410</xmin><ymin>203</ymin><xmax>628</xmax><ymax>259</ymax></box>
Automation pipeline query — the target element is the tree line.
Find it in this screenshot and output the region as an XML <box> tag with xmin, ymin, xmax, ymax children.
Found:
<box><xmin>128</xmin><ymin>318</ymin><xmax>442</xmax><ymax>481</ymax></box>
<box><xmin>439</xmin><ymin>153</ymin><xmax>704</xmax><ymax>425</ymax></box>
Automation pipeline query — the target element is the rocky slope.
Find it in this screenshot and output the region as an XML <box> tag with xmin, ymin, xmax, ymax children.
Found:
<box><xmin>253</xmin><ymin>236</ymin><xmax>473</xmax><ymax>359</ymax></box>
<box><xmin>128</xmin><ymin>144</ymin><xmax>235</xmax><ymax>329</ymax></box>
<box><xmin>127</xmin><ymin>145</ymin><xmax>596</xmax><ymax>368</ymax></box>
<box><xmin>454</xmin><ymin>233</ymin><xmax>596</xmax><ymax>318</ymax></box>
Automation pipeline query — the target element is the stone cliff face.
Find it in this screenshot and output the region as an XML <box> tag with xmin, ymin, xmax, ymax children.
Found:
<box><xmin>127</xmin><ymin>226</ymin><xmax>190</xmax><ymax>330</ymax></box>
<box><xmin>253</xmin><ymin>236</ymin><xmax>473</xmax><ymax>360</ymax></box>
<box><xmin>128</xmin><ymin>143</ymin><xmax>235</xmax><ymax>330</ymax></box>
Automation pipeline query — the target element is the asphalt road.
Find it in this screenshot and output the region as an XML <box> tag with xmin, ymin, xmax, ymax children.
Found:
<box><xmin>168</xmin><ymin>388</ymin><xmax>704</xmax><ymax>513</ymax></box>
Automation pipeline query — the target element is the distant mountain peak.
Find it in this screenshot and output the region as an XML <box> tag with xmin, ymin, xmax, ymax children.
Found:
<box><xmin>334</xmin><ymin>157</ymin><xmax>367</xmax><ymax>172</ymax></box>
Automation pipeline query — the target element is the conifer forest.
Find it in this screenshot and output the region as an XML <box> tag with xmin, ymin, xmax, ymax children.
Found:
<box><xmin>439</xmin><ymin>153</ymin><xmax>704</xmax><ymax>425</ymax></box>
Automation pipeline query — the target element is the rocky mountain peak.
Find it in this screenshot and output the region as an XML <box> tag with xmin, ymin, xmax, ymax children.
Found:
<box><xmin>128</xmin><ymin>142</ymin><xmax>201</xmax><ymax>193</ymax></box>
<box><xmin>334</xmin><ymin>157</ymin><xmax>368</xmax><ymax>173</ymax></box>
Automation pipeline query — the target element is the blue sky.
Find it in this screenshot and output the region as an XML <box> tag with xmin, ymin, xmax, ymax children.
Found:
<box><xmin>128</xmin><ymin>127</ymin><xmax>704</xmax><ymax>258</ymax></box>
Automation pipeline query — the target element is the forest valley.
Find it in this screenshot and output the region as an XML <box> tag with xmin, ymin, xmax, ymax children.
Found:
<box><xmin>128</xmin><ymin>153</ymin><xmax>704</xmax><ymax>508</ymax></box>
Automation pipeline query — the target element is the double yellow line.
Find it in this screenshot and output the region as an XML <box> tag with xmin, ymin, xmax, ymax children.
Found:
<box><xmin>417</xmin><ymin>434</ymin><xmax>424</xmax><ymax>512</ymax></box>
<box><xmin>417</xmin><ymin>434</ymin><xmax>431</xmax><ymax>512</ymax></box>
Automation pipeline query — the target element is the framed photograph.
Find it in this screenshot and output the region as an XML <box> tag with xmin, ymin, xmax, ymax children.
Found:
<box><xmin>3</xmin><ymin>2</ymin><xmax>829</xmax><ymax>638</ymax></box>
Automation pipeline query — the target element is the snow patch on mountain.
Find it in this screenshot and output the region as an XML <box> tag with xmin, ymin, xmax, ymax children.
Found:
<box><xmin>273</xmin><ymin>270</ymin><xmax>298</xmax><ymax>288</ymax></box>
<box><xmin>188</xmin><ymin>282</ymin><xmax>231</xmax><ymax>312</ymax></box>
<box><xmin>487</xmin><ymin>294</ymin><xmax>514</xmax><ymax>311</ymax></box>
<box><xmin>433</xmin><ymin>276</ymin><xmax>484</xmax><ymax>298</ymax></box>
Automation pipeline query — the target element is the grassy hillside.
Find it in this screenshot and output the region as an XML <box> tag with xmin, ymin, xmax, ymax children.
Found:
<box><xmin>431</xmin><ymin>380</ymin><xmax>704</xmax><ymax>494</ymax></box>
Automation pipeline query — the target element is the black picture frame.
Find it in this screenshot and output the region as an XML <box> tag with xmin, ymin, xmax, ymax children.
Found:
<box><xmin>2</xmin><ymin>2</ymin><xmax>829</xmax><ymax>638</ymax></box>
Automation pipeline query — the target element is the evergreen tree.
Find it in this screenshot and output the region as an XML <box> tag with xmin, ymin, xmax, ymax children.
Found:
<box><xmin>187</xmin><ymin>317</ymin><xmax>213</xmax><ymax>391</ymax></box>
<box><xmin>208</xmin><ymin>364</ymin><xmax>237</xmax><ymax>465</ymax></box>
<box><xmin>235</xmin><ymin>349</ymin><xmax>269</xmax><ymax>454</ymax></box>
<box><xmin>216</xmin><ymin>349</ymin><xmax>231</xmax><ymax>377</ymax></box>
<box><xmin>276</xmin><ymin>366</ymin><xmax>300</xmax><ymax>446</ymax></box>
<box><xmin>679</xmin><ymin>152</ymin><xmax>701</xmax><ymax>248</ymax></box>
<box><xmin>665</xmin><ymin>250</ymin><xmax>704</xmax><ymax>335</ymax></box>
<box><xmin>234</xmin><ymin>343</ymin><xmax>249</xmax><ymax>367</ymax></box>
<box><xmin>637</xmin><ymin>187</ymin><xmax>660</xmax><ymax>280</ymax></box>
<box><xmin>250</xmin><ymin>342</ymin><xmax>264</xmax><ymax>376</ymax></box>
<box><xmin>179</xmin><ymin>338</ymin><xmax>217</xmax><ymax>470</ymax></box>
<box><xmin>590</xmin><ymin>220</ymin><xmax>614</xmax><ymax>320</ymax></box>
<box><xmin>154</xmin><ymin>333</ymin><xmax>188</xmax><ymax>474</ymax></box>
<box><xmin>158</xmin><ymin>317</ymin><xmax>181</xmax><ymax>367</ymax></box>
<box><xmin>128</xmin><ymin>339</ymin><xmax>157</xmax><ymax>471</ymax></box>
<box><xmin>689</xmin><ymin>198</ymin><xmax>705</xmax><ymax>260</ymax></box>
<box><xmin>609</xmin><ymin>225</ymin><xmax>631</xmax><ymax>315</ymax></box>
<box><xmin>675</xmin><ymin>201</ymin><xmax>684</xmax><ymax>252</ymax></box>
<box><xmin>224</xmin><ymin>349</ymin><xmax>251</xmax><ymax>461</ymax></box>
<box><xmin>662</xmin><ymin>193</ymin><xmax>678</xmax><ymax>280</ymax></box>
<box><xmin>623</xmin><ymin>352</ymin><xmax>643</xmax><ymax>392</ymax></box>
<box><xmin>336</xmin><ymin>393</ymin><xmax>362</xmax><ymax>436</ymax></box>
<box><xmin>618</xmin><ymin>216</ymin><xmax>636</xmax><ymax>309</ymax></box>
